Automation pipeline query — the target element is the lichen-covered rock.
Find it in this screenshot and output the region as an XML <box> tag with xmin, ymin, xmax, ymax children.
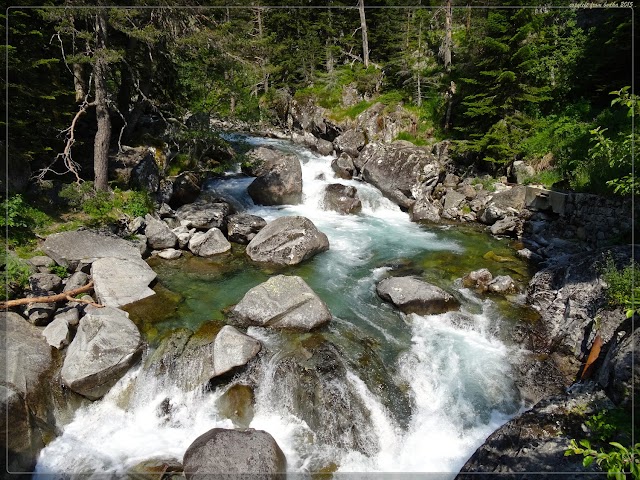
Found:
<box><xmin>333</xmin><ymin>129</ymin><xmax>366</xmax><ymax>157</ymax></box>
<box><xmin>376</xmin><ymin>276</ymin><xmax>459</xmax><ymax>315</ymax></box>
<box><xmin>410</xmin><ymin>198</ymin><xmax>442</xmax><ymax>223</ymax></box>
<box><xmin>183</xmin><ymin>428</ymin><xmax>286</xmax><ymax>479</ymax></box>
<box><xmin>246</xmin><ymin>216</ymin><xmax>329</xmax><ymax>266</ymax></box>
<box><xmin>61</xmin><ymin>307</ymin><xmax>142</xmax><ymax>400</ymax></box>
<box><xmin>231</xmin><ymin>275</ymin><xmax>332</xmax><ymax>331</ymax></box>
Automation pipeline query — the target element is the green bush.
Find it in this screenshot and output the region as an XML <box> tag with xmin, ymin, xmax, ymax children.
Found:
<box><xmin>0</xmin><ymin>194</ymin><xmax>50</xmax><ymax>246</ymax></box>
<box><xmin>565</xmin><ymin>439</ymin><xmax>639</xmax><ymax>479</ymax></box>
<box><xmin>599</xmin><ymin>253</ymin><xmax>639</xmax><ymax>317</ymax></box>
<box><xmin>48</xmin><ymin>264</ymin><xmax>69</xmax><ymax>279</ymax></box>
<box><xmin>1</xmin><ymin>247</ymin><xmax>32</xmax><ymax>300</ymax></box>
<box><xmin>522</xmin><ymin>169</ymin><xmax>564</xmax><ymax>189</ymax></box>
<box><xmin>395</xmin><ymin>131</ymin><xmax>428</xmax><ymax>146</ymax></box>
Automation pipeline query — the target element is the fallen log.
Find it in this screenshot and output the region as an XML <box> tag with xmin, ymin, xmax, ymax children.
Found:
<box><xmin>0</xmin><ymin>281</ymin><xmax>103</xmax><ymax>309</ymax></box>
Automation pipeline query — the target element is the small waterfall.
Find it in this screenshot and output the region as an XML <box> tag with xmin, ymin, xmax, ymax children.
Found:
<box><xmin>36</xmin><ymin>134</ymin><xmax>525</xmax><ymax>478</ymax></box>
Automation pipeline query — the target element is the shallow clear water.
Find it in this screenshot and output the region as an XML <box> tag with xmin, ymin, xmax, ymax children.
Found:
<box><xmin>35</xmin><ymin>135</ymin><xmax>536</xmax><ymax>478</ymax></box>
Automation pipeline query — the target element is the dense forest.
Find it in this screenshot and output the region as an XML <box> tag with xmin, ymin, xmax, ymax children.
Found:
<box><xmin>4</xmin><ymin>1</ymin><xmax>634</xmax><ymax>194</ymax></box>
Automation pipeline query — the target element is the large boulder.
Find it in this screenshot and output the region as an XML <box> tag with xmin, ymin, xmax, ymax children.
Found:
<box><xmin>597</xmin><ymin>325</ymin><xmax>639</xmax><ymax>407</ymax></box>
<box><xmin>231</xmin><ymin>275</ymin><xmax>331</xmax><ymax>331</ymax></box>
<box><xmin>111</xmin><ymin>146</ymin><xmax>160</xmax><ymax>193</ymax></box>
<box><xmin>331</xmin><ymin>152</ymin><xmax>356</xmax><ymax>180</ymax></box>
<box><xmin>376</xmin><ymin>276</ymin><xmax>459</xmax><ymax>315</ymax></box>
<box><xmin>357</xmin><ymin>142</ymin><xmax>443</xmax><ymax>209</ymax></box>
<box><xmin>246</xmin><ymin>216</ymin><xmax>329</xmax><ymax>266</ymax></box>
<box><xmin>333</xmin><ymin>129</ymin><xmax>366</xmax><ymax>157</ymax></box>
<box><xmin>456</xmin><ymin>389</ymin><xmax>610</xmax><ymax>479</ymax></box>
<box><xmin>169</xmin><ymin>171</ymin><xmax>202</xmax><ymax>208</ymax></box>
<box><xmin>61</xmin><ymin>307</ymin><xmax>142</xmax><ymax>400</ymax></box>
<box><xmin>1</xmin><ymin>312</ymin><xmax>56</xmax><ymax>473</ymax></box>
<box><xmin>91</xmin><ymin>257</ymin><xmax>157</xmax><ymax>308</ymax></box>
<box><xmin>527</xmin><ymin>246</ymin><xmax>636</xmax><ymax>358</ymax></box>
<box><xmin>175</xmin><ymin>196</ymin><xmax>231</xmax><ymax>231</ymax></box>
<box><xmin>246</xmin><ymin>148</ymin><xmax>303</xmax><ymax>206</ymax></box>
<box><xmin>188</xmin><ymin>228</ymin><xmax>232</xmax><ymax>257</ymax></box>
<box><xmin>183</xmin><ymin>428</ymin><xmax>286</xmax><ymax>479</ymax></box>
<box><xmin>323</xmin><ymin>184</ymin><xmax>362</xmax><ymax>214</ymax></box>
<box><xmin>144</xmin><ymin>214</ymin><xmax>178</xmax><ymax>250</ymax></box>
<box><xmin>410</xmin><ymin>198</ymin><xmax>442</xmax><ymax>223</ymax></box>
<box><xmin>213</xmin><ymin>326</ymin><xmax>262</xmax><ymax>378</ymax></box>
<box><xmin>478</xmin><ymin>185</ymin><xmax>527</xmax><ymax>225</ymax></box>
<box><xmin>42</xmin><ymin>230</ymin><xmax>142</xmax><ymax>271</ymax></box>
<box><xmin>227</xmin><ymin>213</ymin><xmax>267</xmax><ymax>245</ymax></box>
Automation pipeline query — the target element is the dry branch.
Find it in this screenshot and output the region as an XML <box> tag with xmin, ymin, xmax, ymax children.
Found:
<box><xmin>0</xmin><ymin>281</ymin><xmax>102</xmax><ymax>310</ymax></box>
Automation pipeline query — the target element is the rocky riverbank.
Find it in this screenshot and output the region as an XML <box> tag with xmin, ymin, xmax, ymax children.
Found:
<box><xmin>3</xmin><ymin>121</ymin><xmax>636</xmax><ymax>477</ymax></box>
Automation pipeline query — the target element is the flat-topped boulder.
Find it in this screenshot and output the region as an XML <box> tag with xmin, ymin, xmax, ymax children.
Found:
<box><xmin>42</xmin><ymin>230</ymin><xmax>141</xmax><ymax>271</ymax></box>
<box><xmin>175</xmin><ymin>196</ymin><xmax>231</xmax><ymax>231</ymax></box>
<box><xmin>61</xmin><ymin>307</ymin><xmax>142</xmax><ymax>400</ymax></box>
<box><xmin>231</xmin><ymin>275</ymin><xmax>331</xmax><ymax>331</ymax></box>
<box><xmin>246</xmin><ymin>216</ymin><xmax>329</xmax><ymax>265</ymax></box>
<box><xmin>183</xmin><ymin>428</ymin><xmax>286</xmax><ymax>479</ymax></box>
<box><xmin>91</xmin><ymin>257</ymin><xmax>156</xmax><ymax>308</ymax></box>
<box><xmin>376</xmin><ymin>276</ymin><xmax>459</xmax><ymax>315</ymax></box>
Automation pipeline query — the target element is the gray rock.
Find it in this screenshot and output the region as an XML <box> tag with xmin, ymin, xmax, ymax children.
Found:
<box><xmin>54</xmin><ymin>307</ymin><xmax>80</xmax><ymax>327</ymax></box>
<box><xmin>331</xmin><ymin>152</ymin><xmax>356</xmax><ymax>179</ymax></box>
<box><xmin>91</xmin><ymin>257</ymin><xmax>156</xmax><ymax>308</ymax></box>
<box><xmin>126</xmin><ymin>458</ymin><xmax>183</xmax><ymax>479</ymax></box>
<box><xmin>511</xmin><ymin>160</ymin><xmax>535</xmax><ymax>184</ymax></box>
<box><xmin>175</xmin><ymin>197</ymin><xmax>230</xmax><ymax>231</ymax></box>
<box><xmin>442</xmin><ymin>173</ymin><xmax>460</xmax><ymax>187</ymax></box>
<box><xmin>144</xmin><ymin>214</ymin><xmax>178</xmax><ymax>250</ymax></box>
<box><xmin>29</xmin><ymin>273</ymin><xmax>62</xmax><ymax>295</ymax></box>
<box><xmin>127</xmin><ymin>216</ymin><xmax>146</xmax><ymax>234</ymax></box>
<box><xmin>183</xmin><ymin>428</ymin><xmax>286</xmax><ymax>479</ymax></box>
<box><xmin>333</xmin><ymin>129</ymin><xmax>366</xmax><ymax>157</ymax></box>
<box><xmin>376</xmin><ymin>276</ymin><xmax>459</xmax><ymax>315</ymax></box>
<box><xmin>227</xmin><ymin>213</ymin><xmax>267</xmax><ymax>245</ymax></box>
<box><xmin>172</xmin><ymin>225</ymin><xmax>195</xmax><ymax>249</ymax></box>
<box><xmin>28</xmin><ymin>256</ymin><xmax>55</xmax><ymax>269</ymax></box>
<box><xmin>246</xmin><ymin>216</ymin><xmax>329</xmax><ymax>266</ymax></box>
<box><xmin>1</xmin><ymin>312</ymin><xmax>55</xmax><ymax>473</ymax></box>
<box><xmin>157</xmin><ymin>248</ymin><xmax>183</xmax><ymax>260</ymax></box>
<box><xmin>42</xmin><ymin>316</ymin><xmax>71</xmax><ymax>349</ymax></box>
<box><xmin>443</xmin><ymin>189</ymin><xmax>466</xmax><ymax>211</ymax></box>
<box><xmin>490</xmin><ymin>215</ymin><xmax>521</xmax><ymax>237</ymax></box>
<box><xmin>358</xmin><ymin>142</ymin><xmax>442</xmax><ymax>209</ymax></box>
<box><xmin>61</xmin><ymin>307</ymin><xmax>142</xmax><ymax>400</ymax></box>
<box><xmin>316</xmin><ymin>138</ymin><xmax>334</xmax><ymax>156</ymax></box>
<box><xmin>158</xmin><ymin>203</ymin><xmax>176</xmax><ymax>218</ymax></box>
<box><xmin>598</xmin><ymin>327</ymin><xmax>639</xmax><ymax>407</ymax></box>
<box><xmin>247</xmin><ymin>149</ymin><xmax>303</xmax><ymax>206</ymax></box>
<box><xmin>478</xmin><ymin>186</ymin><xmax>527</xmax><ymax>225</ymax></box>
<box><xmin>130</xmin><ymin>234</ymin><xmax>149</xmax><ymax>257</ymax></box>
<box><xmin>323</xmin><ymin>184</ymin><xmax>362</xmax><ymax>214</ymax></box>
<box><xmin>111</xmin><ymin>146</ymin><xmax>160</xmax><ymax>193</ymax></box>
<box><xmin>213</xmin><ymin>326</ymin><xmax>261</xmax><ymax>378</ymax></box>
<box><xmin>231</xmin><ymin>275</ymin><xmax>332</xmax><ymax>331</ymax></box>
<box><xmin>42</xmin><ymin>230</ymin><xmax>142</xmax><ymax>271</ymax></box>
<box><xmin>457</xmin><ymin>183</ymin><xmax>477</xmax><ymax>200</ymax></box>
<box><xmin>487</xmin><ymin>275</ymin><xmax>517</xmax><ymax>294</ymax></box>
<box><xmin>517</xmin><ymin>247</ymin><xmax>543</xmax><ymax>264</ymax></box>
<box><xmin>26</xmin><ymin>302</ymin><xmax>57</xmax><ymax>326</ymax></box>
<box><xmin>63</xmin><ymin>271</ymin><xmax>90</xmax><ymax>293</ymax></box>
<box><xmin>462</xmin><ymin>269</ymin><xmax>493</xmax><ymax>291</ymax></box>
<box><xmin>188</xmin><ymin>228</ymin><xmax>231</xmax><ymax>257</ymax></box>
<box><xmin>410</xmin><ymin>198</ymin><xmax>442</xmax><ymax>223</ymax></box>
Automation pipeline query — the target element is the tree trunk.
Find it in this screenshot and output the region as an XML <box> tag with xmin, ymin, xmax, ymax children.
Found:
<box><xmin>443</xmin><ymin>0</ymin><xmax>453</xmax><ymax>71</ymax></box>
<box><xmin>73</xmin><ymin>63</ymin><xmax>86</xmax><ymax>103</ymax></box>
<box><xmin>358</xmin><ymin>0</ymin><xmax>369</xmax><ymax>68</ymax></box>
<box><xmin>93</xmin><ymin>13</ymin><xmax>111</xmax><ymax>192</ymax></box>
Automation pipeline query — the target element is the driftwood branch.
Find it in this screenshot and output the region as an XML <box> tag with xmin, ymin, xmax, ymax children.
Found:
<box><xmin>0</xmin><ymin>281</ymin><xmax>102</xmax><ymax>310</ymax></box>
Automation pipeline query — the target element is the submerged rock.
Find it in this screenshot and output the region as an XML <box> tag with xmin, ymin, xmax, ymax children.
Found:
<box><xmin>246</xmin><ymin>216</ymin><xmax>329</xmax><ymax>266</ymax></box>
<box><xmin>215</xmin><ymin>384</ymin><xmax>255</xmax><ymax>428</ymax></box>
<box><xmin>376</xmin><ymin>276</ymin><xmax>459</xmax><ymax>315</ymax></box>
<box><xmin>231</xmin><ymin>275</ymin><xmax>331</xmax><ymax>331</ymax></box>
<box><xmin>61</xmin><ymin>307</ymin><xmax>142</xmax><ymax>400</ymax></box>
<box><xmin>183</xmin><ymin>428</ymin><xmax>286</xmax><ymax>479</ymax></box>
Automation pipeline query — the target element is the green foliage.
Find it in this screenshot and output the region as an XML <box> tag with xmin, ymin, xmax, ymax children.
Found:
<box><xmin>49</xmin><ymin>265</ymin><xmax>69</xmax><ymax>279</ymax></box>
<box><xmin>471</xmin><ymin>177</ymin><xmax>497</xmax><ymax>193</ymax></box>
<box><xmin>599</xmin><ymin>253</ymin><xmax>639</xmax><ymax>318</ymax></box>
<box><xmin>395</xmin><ymin>131</ymin><xmax>428</xmax><ymax>146</ymax></box>
<box><xmin>1</xmin><ymin>194</ymin><xmax>50</xmax><ymax>246</ymax></box>
<box><xmin>585</xmin><ymin>409</ymin><xmax>632</xmax><ymax>444</ymax></box>
<box><xmin>60</xmin><ymin>182</ymin><xmax>153</xmax><ymax>225</ymax></box>
<box><xmin>565</xmin><ymin>439</ymin><xmax>639</xmax><ymax>479</ymax></box>
<box><xmin>0</xmin><ymin>247</ymin><xmax>32</xmax><ymax>300</ymax></box>
<box><xmin>522</xmin><ymin>169</ymin><xmax>563</xmax><ymax>190</ymax></box>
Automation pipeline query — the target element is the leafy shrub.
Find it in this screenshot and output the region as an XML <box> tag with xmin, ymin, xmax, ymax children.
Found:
<box><xmin>1</xmin><ymin>247</ymin><xmax>32</xmax><ymax>300</ymax></box>
<box><xmin>395</xmin><ymin>131</ymin><xmax>428</xmax><ymax>146</ymax></box>
<box><xmin>585</xmin><ymin>409</ymin><xmax>632</xmax><ymax>443</ymax></box>
<box><xmin>522</xmin><ymin>169</ymin><xmax>564</xmax><ymax>189</ymax></box>
<box><xmin>599</xmin><ymin>253</ymin><xmax>639</xmax><ymax>317</ymax></box>
<box><xmin>49</xmin><ymin>264</ymin><xmax>69</xmax><ymax>279</ymax></box>
<box><xmin>565</xmin><ymin>439</ymin><xmax>639</xmax><ymax>479</ymax></box>
<box><xmin>0</xmin><ymin>194</ymin><xmax>50</xmax><ymax>246</ymax></box>
<box><xmin>471</xmin><ymin>176</ymin><xmax>498</xmax><ymax>192</ymax></box>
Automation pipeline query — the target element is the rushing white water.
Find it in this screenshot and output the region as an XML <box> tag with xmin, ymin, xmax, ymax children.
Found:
<box><xmin>35</xmin><ymin>135</ymin><xmax>523</xmax><ymax>478</ymax></box>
